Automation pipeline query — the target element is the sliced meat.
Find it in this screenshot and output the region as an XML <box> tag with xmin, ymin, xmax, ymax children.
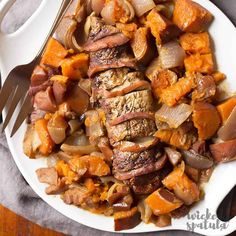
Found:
<box><xmin>53</xmin><ymin>81</ymin><xmax>67</xmax><ymax>104</ymax></box>
<box><xmin>92</xmin><ymin>69</ymin><xmax>150</xmax><ymax>102</ymax></box>
<box><xmin>45</xmin><ymin>178</ymin><xmax>68</xmax><ymax>195</ymax></box>
<box><xmin>84</xmin><ymin>32</ymin><xmax>129</xmax><ymax>52</ymax></box>
<box><xmin>36</xmin><ymin>167</ymin><xmax>58</xmax><ymax>185</ymax></box>
<box><xmin>93</xmin><ymin>68</ymin><xmax>131</xmax><ymax>91</ymax></box>
<box><xmin>113</xmin><ymin>149</ymin><xmax>167</xmax><ymax>180</ymax></box>
<box><xmin>29</xmin><ymin>80</ymin><xmax>52</xmax><ymax>96</ymax></box>
<box><xmin>109</xmin><ymin>112</ymin><xmax>155</xmax><ymax>126</ymax></box>
<box><xmin>128</xmin><ymin>172</ymin><xmax>162</xmax><ymax>194</ymax></box>
<box><xmin>87</xmin><ymin>16</ymin><xmax>120</xmax><ymax>41</ymax></box>
<box><xmin>102</xmin><ymin>90</ymin><xmax>153</xmax><ymax>120</ymax></box>
<box><xmin>88</xmin><ymin>45</ymin><xmax>137</xmax><ymax>77</ymax></box>
<box><xmin>30</xmin><ymin>65</ymin><xmax>48</xmax><ymax>87</ymax></box>
<box><xmin>107</xmin><ymin>118</ymin><xmax>156</xmax><ymax>145</ymax></box>
<box><xmin>36</xmin><ymin>167</ymin><xmax>68</xmax><ymax>195</ymax></box>
<box><xmin>84</xmin><ymin>17</ymin><xmax>129</xmax><ymax>51</ymax></box>
<box><xmin>63</xmin><ymin>187</ymin><xmax>91</xmax><ymax>206</ymax></box>
<box><xmin>34</xmin><ymin>87</ymin><xmax>57</xmax><ymax>112</ymax></box>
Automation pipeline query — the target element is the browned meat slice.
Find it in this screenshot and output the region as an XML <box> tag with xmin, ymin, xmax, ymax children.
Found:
<box><xmin>114</xmin><ymin>207</ymin><xmax>141</xmax><ymax>231</ymax></box>
<box><xmin>113</xmin><ymin>149</ymin><xmax>167</xmax><ymax>180</ymax></box>
<box><xmin>84</xmin><ymin>16</ymin><xmax>129</xmax><ymax>52</ymax></box>
<box><xmin>92</xmin><ymin>69</ymin><xmax>150</xmax><ymax>102</ymax></box>
<box><xmin>93</xmin><ymin>68</ymin><xmax>131</xmax><ymax>91</ymax></box>
<box><xmin>63</xmin><ymin>187</ymin><xmax>91</xmax><ymax>206</ymax></box>
<box><xmin>34</xmin><ymin>87</ymin><xmax>57</xmax><ymax>112</ymax></box>
<box><xmin>102</xmin><ymin>90</ymin><xmax>154</xmax><ymax>120</ymax></box>
<box><xmin>84</xmin><ymin>33</ymin><xmax>129</xmax><ymax>52</ymax></box>
<box><xmin>36</xmin><ymin>167</ymin><xmax>68</xmax><ymax>194</ymax></box>
<box><xmin>94</xmin><ymin>69</ymin><xmax>145</xmax><ymax>91</ymax></box>
<box><xmin>107</xmin><ymin>118</ymin><xmax>156</xmax><ymax>145</ymax></box>
<box><xmin>128</xmin><ymin>172</ymin><xmax>161</xmax><ymax>194</ymax></box>
<box><xmin>127</xmin><ymin>166</ymin><xmax>172</xmax><ymax>194</ymax></box>
<box><xmin>88</xmin><ymin>45</ymin><xmax>137</xmax><ymax>77</ymax></box>
<box><xmin>87</xmin><ymin>16</ymin><xmax>120</xmax><ymax>42</ymax></box>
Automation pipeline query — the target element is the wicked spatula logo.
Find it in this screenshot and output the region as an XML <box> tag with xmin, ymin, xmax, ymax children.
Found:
<box><xmin>186</xmin><ymin>208</ymin><xmax>229</xmax><ymax>232</ymax></box>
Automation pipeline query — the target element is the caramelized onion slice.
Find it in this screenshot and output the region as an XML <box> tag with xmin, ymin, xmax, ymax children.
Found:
<box><xmin>159</xmin><ymin>41</ymin><xmax>186</xmax><ymax>69</ymax></box>
<box><xmin>182</xmin><ymin>150</ymin><xmax>213</xmax><ymax>170</ymax></box>
<box><xmin>131</xmin><ymin>0</ymin><xmax>156</xmax><ymax>17</ymax></box>
<box><xmin>47</xmin><ymin>114</ymin><xmax>68</xmax><ymax>144</ymax></box>
<box><xmin>155</xmin><ymin>103</ymin><xmax>192</xmax><ymax>129</ymax></box>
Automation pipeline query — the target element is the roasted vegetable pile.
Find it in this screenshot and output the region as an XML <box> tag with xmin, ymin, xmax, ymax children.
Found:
<box><xmin>23</xmin><ymin>0</ymin><xmax>236</xmax><ymax>231</ymax></box>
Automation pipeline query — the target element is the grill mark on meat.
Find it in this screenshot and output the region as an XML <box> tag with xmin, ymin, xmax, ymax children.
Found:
<box><xmin>107</xmin><ymin>119</ymin><xmax>156</xmax><ymax>145</ymax></box>
<box><xmin>109</xmin><ymin>112</ymin><xmax>155</xmax><ymax>126</ymax></box>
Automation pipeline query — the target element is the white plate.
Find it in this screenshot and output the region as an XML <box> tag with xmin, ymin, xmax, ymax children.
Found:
<box><xmin>0</xmin><ymin>0</ymin><xmax>236</xmax><ymax>235</ymax></box>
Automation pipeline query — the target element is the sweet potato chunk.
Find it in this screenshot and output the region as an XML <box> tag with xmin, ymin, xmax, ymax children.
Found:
<box><xmin>145</xmin><ymin>188</ymin><xmax>183</xmax><ymax>215</ymax></box>
<box><xmin>116</xmin><ymin>22</ymin><xmax>137</xmax><ymax>39</ymax></box>
<box><xmin>210</xmin><ymin>139</ymin><xmax>236</xmax><ymax>163</ymax></box>
<box><xmin>216</xmin><ymin>97</ymin><xmax>236</xmax><ymax>123</ymax></box>
<box><xmin>61</xmin><ymin>53</ymin><xmax>89</xmax><ymax>80</ymax></box>
<box><xmin>180</xmin><ymin>32</ymin><xmax>211</xmax><ymax>54</ymax></box>
<box><xmin>155</xmin><ymin>123</ymin><xmax>196</xmax><ymax>150</ymax></box>
<box><xmin>173</xmin><ymin>0</ymin><xmax>213</xmax><ymax>33</ymax></box>
<box><xmin>160</xmin><ymin>74</ymin><xmax>196</xmax><ymax>106</ymax></box>
<box><xmin>147</xmin><ymin>8</ymin><xmax>181</xmax><ymax>44</ymax></box>
<box><xmin>114</xmin><ymin>207</ymin><xmax>141</xmax><ymax>231</ymax></box>
<box><xmin>79</xmin><ymin>155</ymin><xmax>110</xmax><ymax>176</ymax></box>
<box><xmin>212</xmin><ymin>72</ymin><xmax>226</xmax><ymax>84</ymax></box>
<box><xmin>192</xmin><ymin>102</ymin><xmax>221</xmax><ymax>140</ymax></box>
<box><xmin>151</xmin><ymin>69</ymin><xmax>177</xmax><ymax>98</ymax></box>
<box><xmin>41</xmin><ymin>38</ymin><xmax>68</xmax><ymax>68</ymax></box>
<box><xmin>35</xmin><ymin>119</ymin><xmax>54</xmax><ymax>155</ymax></box>
<box><xmin>184</xmin><ymin>53</ymin><xmax>214</xmax><ymax>74</ymax></box>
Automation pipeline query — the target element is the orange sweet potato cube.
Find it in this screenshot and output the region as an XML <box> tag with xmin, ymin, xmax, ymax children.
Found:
<box><xmin>41</xmin><ymin>38</ymin><xmax>68</xmax><ymax>68</ymax></box>
<box><xmin>180</xmin><ymin>32</ymin><xmax>211</xmax><ymax>54</ymax></box>
<box><xmin>173</xmin><ymin>0</ymin><xmax>213</xmax><ymax>33</ymax></box>
<box><xmin>147</xmin><ymin>9</ymin><xmax>181</xmax><ymax>44</ymax></box>
<box><xmin>184</xmin><ymin>53</ymin><xmax>214</xmax><ymax>74</ymax></box>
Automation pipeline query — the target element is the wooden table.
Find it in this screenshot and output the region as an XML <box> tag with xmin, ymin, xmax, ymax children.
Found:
<box><xmin>0</xmin><ymin>205</ymin><xmax>64</xmax><ymax>236</ymax></box>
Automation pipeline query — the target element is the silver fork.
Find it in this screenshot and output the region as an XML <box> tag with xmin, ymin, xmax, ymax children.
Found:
<box><xmin>0</xmin><ymin>0</ymin><xmax>71</xmax><ymax>137</ymax></box>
